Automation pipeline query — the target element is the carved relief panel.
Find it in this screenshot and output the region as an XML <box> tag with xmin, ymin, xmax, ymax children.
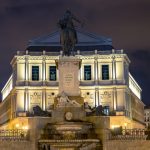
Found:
<box><xmin>82</xmin><ymin>91</ymin><xmax>94</xmax><ymax>107</ymax></box>
<box><xmin>100</xmin><ymin>91</ymin><xmax>112</xmax><ymax>106</ymax></box>
<box><xmin>29</xmin><ymin>92</ymin><xmax>42</xmax><ymax>110</ymax></box>
<box><xmin>46</xmin><ymin>92</ymin><xmax>56</xmax><ymax>110</ymax></box>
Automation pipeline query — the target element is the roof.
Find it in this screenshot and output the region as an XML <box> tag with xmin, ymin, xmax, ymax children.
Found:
<box><xmin>27</xmin><ymin>28</ymin><xmax>113</xmax><ymax>51</ymax></box>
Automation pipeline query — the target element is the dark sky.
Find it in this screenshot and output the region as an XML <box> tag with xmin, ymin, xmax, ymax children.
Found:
<box><xmin>0</xmin><ymin>0</ymin><xmax>150</xmax><ymax>105</ymax></box>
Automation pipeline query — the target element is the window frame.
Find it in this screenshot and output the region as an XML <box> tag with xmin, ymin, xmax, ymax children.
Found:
<box><xmin>32</xmin><ymin>66</ymin><xmax>39</xmax><ymax>81</ymax></box>
<box><xmin>84</xmin><ymin>65</ymin><xmax>91</xmax><ymax>80</ymax></box>
<box><xmin>49</xmin><ymin>66</ymin><xmax>57</xmax><ymax>81</ymax></box>
<box><xmin>102</xmin><ymin>65</ymin><xmax>109</xmax><ymax>80</ymax></box>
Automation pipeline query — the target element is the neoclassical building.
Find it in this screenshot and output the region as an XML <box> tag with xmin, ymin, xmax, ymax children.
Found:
<box><xmin>0</xmin><ymin>29</ymin><xmax>144</xmax><ymax>131</ymax></box>
<box><xmin>144</xmin><ymin>106</ymin><xmax>150</xmax><ymax>128</ymax></box>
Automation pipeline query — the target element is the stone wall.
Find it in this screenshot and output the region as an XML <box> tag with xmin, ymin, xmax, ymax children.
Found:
<box><xmin>1</xmin><ymin>140</ymin><xmax>150</xmax><ymax>150</ymax></box>
<box><xmin>104</xmin><ymin>140</ymin><xmax>150</xmax><ymax>150</ymax></box>
<box><xmin>0</xmin><ymin>141</ymin><xmax>35</xmax><ymax>150</ymax></box>
<box><xmin>86</xmin><ymin>116</ymin><xmax>110</xmax><ymax>142</ymax></box>
<box><xmin>0</xmin><ymin>117</ymin><xmax>51</xmax><ymax>150</ymax></box>
<box><xmin>0</xmin><ymin>95</ymin><xmax>11</xmax><ymax>125</ymax></box>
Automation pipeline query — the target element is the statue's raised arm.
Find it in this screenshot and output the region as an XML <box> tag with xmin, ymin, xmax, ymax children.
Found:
<box><xmin>71</xmin><ymin>12</ymin><xmax>84</xmax><ymax>27</ymax></box>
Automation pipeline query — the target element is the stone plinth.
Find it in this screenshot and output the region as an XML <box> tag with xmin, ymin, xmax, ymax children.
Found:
<box><xmin>52</xmin><ymin>107</ymin><xmax>86</xmax><ymax>122</ymax></box>
<box><xmin>56</xmin><ymin>56</ymin><xmax>81</xmax><ymax>96</ymax></box>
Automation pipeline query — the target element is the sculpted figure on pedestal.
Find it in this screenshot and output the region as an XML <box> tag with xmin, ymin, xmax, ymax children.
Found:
<box><xmin>58</xmin><ymin>10</ymin><xmax>83</xmax><ymax>56</ymax></box>
<box><xmin>57</xmin><ymin>92</ymin><xmax>81</xmax><ymax>107</ymax></box>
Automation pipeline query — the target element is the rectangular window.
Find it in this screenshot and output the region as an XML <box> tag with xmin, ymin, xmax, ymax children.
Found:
<box><xmin>103</xmin><ymin>106</ymin><xmax>109</xmax><ymax>116</ymax></box>
<box><xmin>84</xmin><ymin>65</ymin><xmax>91</xmax><ymax>80</ymax></box>
<box><xmin>49</xmin><ymin>66</ymin><xmax>57</xmax><ymax>81</ymax></box>
<box><xmin>102</xmin><ymin>65</ymin><xmax>109</xmax><ymax>80</ymax></box>
<box><xmin>32</xmin><ymin>66</ymin><xmax>39</xmax><ymax>81</ymax></box>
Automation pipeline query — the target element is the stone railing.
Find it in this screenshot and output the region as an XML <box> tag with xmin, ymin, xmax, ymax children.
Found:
<box><xmin>16</xmin><ymin>49</ymin><xmax>124</xmax><ymax>56</ymax></box>
<box><xmin>109</xmin><ymin>129</ymin><xmax>147</xmax><ymax>140</ymax></box>
<box><xmin>0</xmin><ymin>129</ymin><xmax>29</xmax><ymax>141</ymax></box>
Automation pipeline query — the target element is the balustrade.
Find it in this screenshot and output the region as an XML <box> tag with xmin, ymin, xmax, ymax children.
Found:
<box><xmin>17</xmin><ymin>50</ymin><xmax>124</xmax><ymax>56</ymax></box>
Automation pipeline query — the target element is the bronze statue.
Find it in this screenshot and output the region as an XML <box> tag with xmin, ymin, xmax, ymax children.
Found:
<box><xmin>58</xmin><ymin>10</ymin><xmax>83</xmax><ymax>56</ymax></box>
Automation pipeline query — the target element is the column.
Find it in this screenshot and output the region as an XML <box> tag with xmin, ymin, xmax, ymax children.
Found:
<box><xmin>42</xmin><ymin>89</ymin><xmax>46</xmax><ymax>111</ymax></box>
<box><xmin>24</xmin><ymin>88</ymin><xmax>29</xmax><ymax>111</ymax></box>
<box><xmin>14</xmin><ymin>92</ymin><xmax>17</xmax><ymax>118</ymax></box>
<box><xmin>123</xmin><ymin>61</ymin><xmax>126</xmax><ymax>84</ymax></box>
<box><xmin>25</xmin><ymin>56</ymin><xmax>29</xmax><ymax>86</ymax></box>
<box><xmin>94</xmin><ymin>57</ymin><xmax>98</xmax><ymax>84</ymax></box>
<box><xmin>42</xmin><ymin>57</ymin><xmax>46</xmax><ymax>85</ymax></box>
<box><xmin>97</xmin><ymin>89</ymin><xmax>100</xmax><ymax>106</ymax></box>
<box><xmin>95</xmin><ymin>88</ymin><xmax>99</xmax><ymax>107</ymax></box>
<box><xmin>113</xmin><ymin>87</ymin><xmax>117</xmax><ymax>110</ymax></box>
<box><xmin>99</xmin><ymin>89</ymin><xmax>101</xmax><ymax>105</ymax></box>
<box><xmin>10</xmin><ymin>94</ymin><xmax>14</xmax><ymax>119</ymax></box>
<box><xmin>24</xmin><ymin>90</ymin><xmax>26</xmax><ymax>112</ymax></box>
<box><xmin>112</xmin><ymin>56</ymin><xmax>116</xmax><ymax>84</ymax></box>
<box><xmin>80</xmin><ymin>64</ymin><xmax>83</xmax><ymax>81</ymax></box>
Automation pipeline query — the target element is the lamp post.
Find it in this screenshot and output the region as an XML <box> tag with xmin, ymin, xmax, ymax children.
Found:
<box><xmin>124</xmin><ymin>123</ymin><xmax>127</xmax><ymax>135</ymax></box>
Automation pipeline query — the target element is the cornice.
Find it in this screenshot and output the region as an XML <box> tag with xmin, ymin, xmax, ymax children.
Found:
<box><xmin>14</xmin><ymin>53</ymin><xmax>130</xmax><ymax>63</ymax></box>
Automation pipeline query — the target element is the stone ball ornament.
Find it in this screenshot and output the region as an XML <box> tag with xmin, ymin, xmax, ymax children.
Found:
<box><xmin>65</xmin><ymin>112</ymin><xmax>73</xmax><ymax>121</ymax></box>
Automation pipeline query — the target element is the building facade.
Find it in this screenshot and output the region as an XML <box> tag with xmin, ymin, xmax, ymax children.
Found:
<box><xmin>0</xmin><ymin>29</ymin><xmax>144</xmax><ymax>131</ymax></box>
<box><xmin>144</xmin><ymin>106</ymin><xmax>150</xmax><ymax>128</ymax></box>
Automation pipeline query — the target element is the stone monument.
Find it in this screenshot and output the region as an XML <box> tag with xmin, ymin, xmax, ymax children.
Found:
<box><xmin>56</xmin><ymin>57</ymin><xmax>81</xmax><ymax>96</ymax></box>
<box><xmin>56</xmin><ymin>10</ymin><xmax>82</xmax><ymax>97</ymax></box>
<box><xmin>38</xmin><ymin>11</ymin><xmax>101</xmax><ymax>149</ymax></box>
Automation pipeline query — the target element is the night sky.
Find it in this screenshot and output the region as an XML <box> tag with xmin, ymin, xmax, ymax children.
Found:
<box><xmin>0</xmin><ymin>0</ymin><xmax>150</xmax><ymax>105</ymax></box>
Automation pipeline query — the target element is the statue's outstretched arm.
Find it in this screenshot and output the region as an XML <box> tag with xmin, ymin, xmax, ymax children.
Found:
<box><xmin>72</xmin><ymin>14</ymin><xmax>84</xmax><ymax>27</ymax></box>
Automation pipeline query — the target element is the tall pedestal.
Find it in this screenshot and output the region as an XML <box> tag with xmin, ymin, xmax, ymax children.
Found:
<box><xmin>56</xmin><ymin>56</ymin><xmax>81</xmax><ymax>96</ymax></box>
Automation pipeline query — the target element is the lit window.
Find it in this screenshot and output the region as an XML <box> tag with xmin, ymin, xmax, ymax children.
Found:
<box><xmin>102</xmin><ymin>65</ymin><xmax>109</xmax><ymax>80</ymax></box>
<box><xmin>84</xmin><ymin>65</ymin><xmax>91</xmax><ymax>80</ymax></box>
<box><xmin>103</xmin><ymin>106</ymin><xmax>109</xmax><ymax>115</ymax></box>
<box><xmin>32</xmin><ymin>66</ymin><xmax>39</xmax><ymax>81</ymax></box>
<box><xmin>49</xmin><ymin>66</ymin><xmax>57</xmax><ymax>81</ymax></box>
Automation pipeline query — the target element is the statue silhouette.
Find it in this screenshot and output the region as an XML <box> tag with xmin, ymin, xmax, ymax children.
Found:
<box><xmin>58</xmin><ymin>10</ymin><xmax>83</xmax><ymax>56</ymax></box>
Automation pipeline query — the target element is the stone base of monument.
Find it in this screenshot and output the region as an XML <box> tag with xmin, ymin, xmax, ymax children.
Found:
<box><xmin>52</xmin><ymin>107</ymin><xmax>86</xmax><ymax>122</ymax></box>
<box><xmin>39</xmin><ymin>120</ymin><xmax>101</xmax><ymax>149</ymax></box>
<box><xmin>52</xmin><ymin>91</ymin><xmax>85</xmax><ymax>122</ymax></box>
<box><xmin>56</xmin><ymin>56</ymin><xmax>82</xmax><ymax>96</ymax></box>
<box><xmin>39</xmin><ymin>105</ymin><xmax>101</xmax><ymax>150</ymax></box>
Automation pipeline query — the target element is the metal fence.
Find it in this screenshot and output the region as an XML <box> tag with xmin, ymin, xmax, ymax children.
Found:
<box><xmin>0</xmin><ymin>129</ymin><xmax>29</xmax><ymax>141</ymax></box>
<box><xmin>109</xmin><ymin>129</ymin><xmax>147</xmax><ymax>140</ymax></box>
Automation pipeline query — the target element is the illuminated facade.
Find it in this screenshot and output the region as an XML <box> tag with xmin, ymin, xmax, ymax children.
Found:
<box><xmin>144</xmin><ymin>106</ymin><xmax>150</xmax><ymax>128</ymax></box>
<box><xmin>0</xmin><ymin>29</ymin><xmax>144</xmax><ymax>130</ymax></box>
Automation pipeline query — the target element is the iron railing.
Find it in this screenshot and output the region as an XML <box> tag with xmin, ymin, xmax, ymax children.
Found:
<box><xmin>0</xmin><ymin>129</ymin><xmax>29</xmax><ymax>141</ymax></box>
<box><xmin>109</xmin><ymin>129</ymin><xmax>147</xmax><ymax>140</ymax></box>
